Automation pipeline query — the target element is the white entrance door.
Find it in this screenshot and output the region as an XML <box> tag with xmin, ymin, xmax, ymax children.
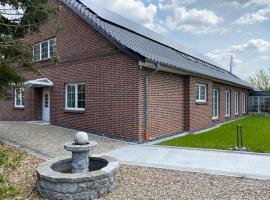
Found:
<box><xmin>42</xmin><ymin>89</ymin><xmax>50</xmax><ymax>122</ymax></box>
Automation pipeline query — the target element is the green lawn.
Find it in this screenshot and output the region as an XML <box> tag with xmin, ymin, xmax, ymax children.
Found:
<box><xmin>159</xmin><ymin>115</ymin><xmax>270</xmax><ymax>153</ymax></box>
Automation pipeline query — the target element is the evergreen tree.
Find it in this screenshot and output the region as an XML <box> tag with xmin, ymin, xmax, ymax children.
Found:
<box><xmin>0</xmin><ymin>0</ymin><xmax>58</xmax><ymax>99</ymax></box>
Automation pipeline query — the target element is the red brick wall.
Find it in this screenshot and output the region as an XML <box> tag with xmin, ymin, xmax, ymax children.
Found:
<box><xmin>186</xmin><ymin>76</ymin><xmax>249</xmax><ymax>132</ymax></box>
<box><xmin>187</xmin><ymin>76</ymin><xmax>213</xmax><ymax>131</ymax></box>
<box><xmin>145</xmin><ymin>71</ymin><xmax>185</xmax><ymax>139</ymax></box>
<box><xmin>0</xmin><ymin>0</ymin><xmax>250</xmax><ymax>142</ymax></box>
<box><xmin>0</xmin><ymin>1</ymin><xmax>143</xmax><ymax>142</ymax></box>
<box><xmin>0</xmin><ymin>88</ymin><xmax>35</xmax><ymax>121</ymax></box>
<box><xmin>212</xmin><ymin>82</ymin><xmax>248</xmax><ymax>122</ymax></box>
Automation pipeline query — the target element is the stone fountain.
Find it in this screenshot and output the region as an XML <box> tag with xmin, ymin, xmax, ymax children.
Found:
<box><xmin>37</xmin><ymin>132</ymin><xmax>119</xmax><ymax>200</ymax></box>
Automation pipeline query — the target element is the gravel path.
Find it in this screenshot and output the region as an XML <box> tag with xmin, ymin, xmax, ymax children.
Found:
<box><xmin>101</xmin><ymin>165</ymin><xmax>270</xmax><ymax>200</ymax></box>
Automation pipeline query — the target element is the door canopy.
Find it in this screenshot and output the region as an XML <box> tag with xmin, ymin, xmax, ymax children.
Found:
<box><xmin>24</xmin><ymin>78</ymin><xmax>54</xmax><ymax>88</ymax></box>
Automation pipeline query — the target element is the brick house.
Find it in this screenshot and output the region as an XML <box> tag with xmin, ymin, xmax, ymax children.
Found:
<box><xmin>0</xmin><ymin>0</ymin><xmax>252</xmax><ymax>142</ymax></box>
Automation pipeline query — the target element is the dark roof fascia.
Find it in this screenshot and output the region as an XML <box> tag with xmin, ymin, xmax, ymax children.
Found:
<box><xmin>61</xmin><ymin>0</ymin><xmax>146</xmax><ymax>62</ymax></box>
<box><xmin>140</xmin><ymin>60</ymin><xmax>254</xmax><ymax>90</ymax></box>
<box><xmin>249</xmin><ymin>91</ymin><xmax>270</xmax><ymax>96</ymax></box>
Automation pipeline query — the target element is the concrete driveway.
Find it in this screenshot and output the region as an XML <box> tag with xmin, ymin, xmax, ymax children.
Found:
<box><xmin>101</xmin><ymin>144</ymin><xmax>270</xmax><ymax>180</ymax></box>
<box><xmin>0</xmin><ymin>121</ymin><xmax>127</xmax><ymax>158</ymax></box>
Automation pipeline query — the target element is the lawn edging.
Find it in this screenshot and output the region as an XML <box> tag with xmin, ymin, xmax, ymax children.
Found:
<box><xmin>150</xmin><ymin>143</ymin><xmax>270</xmax><ymax>157</ymax></box>
<box><xmin>149</xmin><ymin>116</ymin><xmax>249</xmax><ymax>145</ymax></box>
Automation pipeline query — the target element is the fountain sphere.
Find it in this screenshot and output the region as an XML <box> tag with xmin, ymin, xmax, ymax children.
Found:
<box><xmin>74</xmin><ymin>132</ymin><xmax>89</xmax><ymax>145</ymax></box>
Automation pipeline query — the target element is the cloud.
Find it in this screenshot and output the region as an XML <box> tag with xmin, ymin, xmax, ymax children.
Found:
<box><xmin>243</xmin><ymin>0</ymin><xmax>270</xmax><ymax>7</ymax></box>
<box><xmin>172</xmin><ymin>7</ymin><xmax>222</xmax><ymax>25</ymax></box>
<box><xmin>82</xmin><ymin>0</ymin><xmax>158</xmax><ymax>27</ymax></box>
<box><xmin>222</xmin><ymin>0</ymin><xmax>270</xmax><ymax>8</ymax></box>
<box><xmin>206</xmin><ymin>51</ymin><xmax>243</xmax><ymax>68</ymax></box>
<box><xmin>161</xmin><ymin>5</ymin><xmax>223</xmax><ymax>35</ymax></box>
<box><xmin>221</xmin><ymin>1</ymin><xmax>242</xmax><ymax>8</ymax></box>
<box><xmin>234</xmin><ymin>6</ymin><xmax>270</xmax><ymax>25</ymax></box>
<box><xmin>165</xmin><ymin>20</ymin><xmax>226</xmax><ymax>35</ymax></box>
<box><xmin>260</xmin><ymin>56</ymin><xmax>270</xmax><ymax>60</ymax></box>
<box><xmin>229</xmin><ymin>39</ymin><xmax>270</xmax><ymax>52</ymax></box>
<box><xmin>206</xmin><ymin>38</ymin><xmax>270</xmax><ymax>70</ymax></box>
<box><xmin>159</xmin><ymin>0</ymin><xmax>196</xmax><ymax>10</ymax></box>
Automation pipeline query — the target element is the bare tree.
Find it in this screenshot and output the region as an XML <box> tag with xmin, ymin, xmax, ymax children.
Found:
<box><xmin>248</xmin><ymin>69</ymin><xmax>270</xmax><ymax>92</ymax></box>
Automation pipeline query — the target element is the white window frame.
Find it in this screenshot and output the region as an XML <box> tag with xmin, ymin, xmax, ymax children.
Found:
<box><xmin>14</xmin><ymin>88</ymin><xmax>24</xmax><ymax>108</ymax></box>
<box><xmin>242</xmin><ymin>93</ymin><xmax>246</xmax><ymax>114</ymax></box>
<box><xmin>212</xmin><ymin>89</ymin><xmax>219</xmax><ymax>119</ymax></box>
<box><xmin>196</xmin><ymin>84</ymin><xmax>207</xmax><ymax>103</ymax></box>
<box><xmin>225</xmin><ymin>91</ymin><xmax>231</xmax><ymax>117</ymax></box>
<box><xmin>33</xmin><ymin>38</ymin><xmax>56</xmax><ymax>62</ymax></box>
<box><xmin>235</xmin><ymin>92</ymin><xmax>239</xmax><ymax>115</ymax></box>
<box><xmin>65</xmin><ymin>83</ymin><xmax>85</xmax><ymax>111</ymax></box>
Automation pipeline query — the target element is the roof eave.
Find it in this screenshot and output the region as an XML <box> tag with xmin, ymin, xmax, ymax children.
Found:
<box><xmin>139</xmin><ymin>61</ymin><xmax>253</xmax><ymax>90</ymax></box>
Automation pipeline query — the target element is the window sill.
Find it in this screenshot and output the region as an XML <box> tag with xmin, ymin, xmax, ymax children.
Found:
<box><xmin>14</xmin><ymin>107</ymin><xmax>24</xmax><ymax>110</ymax></box>
<box><xmin>196</xmin><ymin>101</ymin><xmax>207</xmax><ymax>105</ymax></box>
<box><xmin>34</xmin><ymin>58</ymin><xmax>53</xmax><ymax>64</ymax></box>
<box><xmin>212</xmin><ymin>117</ymin><xmax>219</xmax><ymax>121</ymax></box>
<box><xmin>225</xmin><ymin>115</ymin><xmax>231</xmax><ymax>118</ymax></box>
<box><xmin>64</xmin><ymin>109</ymin><xmax>85</xmax><ymax>113</ymax></box>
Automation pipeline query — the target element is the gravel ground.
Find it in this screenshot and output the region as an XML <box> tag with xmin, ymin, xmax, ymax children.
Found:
<box><xmin>101</xmin><ymin>165</ymin><xmax>270</xmax><ymax>200</ymax></box>
<box><xmin>0</xmin><ymin>144</ymin><xmax>43</xmax><ymax>200</ymax></box>
<box><xmin>2</xmin><ymin>143</ymin><xmax>270</xmax><ymax>200</ymax></box>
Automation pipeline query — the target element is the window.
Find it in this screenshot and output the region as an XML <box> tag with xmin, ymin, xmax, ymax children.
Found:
<box><xmin>44</xmin><ymin>94</ymin><xmax>49</xmax><ymax>108</ymax></box>
<box><xmin>196</xmin><ymin>84</ymin><xmax>207</xmax><ymax>102</ymax></box>
<box><xmin>33</xmin><ymin>38</ymin><xmax>56</xmax><ymax>61</ymax></box>
<box><xmin>14</xmin><ymin>88</ymin><xmax>24</xmax><ymax>108</ymax></box>
<box><xmin>65</xmin><ymin>84</ymin><xmax>85</xmax><ymax>111</ymax></box>
<box><xmin>235</xmin><ymin>92</ymin><xmax>239</xmax><ymax>115</ymax></box>
<box><xmin>212</xmin><ymin>89</ymin><xmax>219</xmax><ymax>119</ymax></box>
<box><xmin>242</xmin><ymin>93</ymin><xmax>246</xmax><ymax>113</ymax></box>
<box><xmin>225</xmin><ymin>91</ymin><xmax>231</xmax><ymax>116</ymax></box>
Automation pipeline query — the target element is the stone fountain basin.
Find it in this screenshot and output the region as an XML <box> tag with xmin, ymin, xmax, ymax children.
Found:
<box><xmin>37</xmin><ymin>156</ymin><xmax>119</xmax><ymax>200</ymax></box>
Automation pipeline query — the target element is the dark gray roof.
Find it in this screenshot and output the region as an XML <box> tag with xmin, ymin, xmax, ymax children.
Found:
<box><xmin>250</xmin><ymin>91</ymin><xmax>270</xmax><ymax>96</ymax></box>
<box><xmin>61</xmin><ymin>0</ymin><xmax>252</xmax><ymax>89</ymax></box>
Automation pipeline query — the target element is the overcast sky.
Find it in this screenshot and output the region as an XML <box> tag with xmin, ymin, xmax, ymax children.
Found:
<box><xmin>87</xmin><ymin>0</ymin><xmax>270</xmax><ymax>79</ymax></box>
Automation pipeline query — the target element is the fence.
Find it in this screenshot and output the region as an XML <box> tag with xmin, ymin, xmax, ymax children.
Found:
<box><xmin>248</xmin><ymin>96</ymin><xmax>270</xmax><ymax>114</ymax></box>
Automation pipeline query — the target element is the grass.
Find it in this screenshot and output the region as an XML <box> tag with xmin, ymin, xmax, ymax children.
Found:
<box><xmin>159</xmin><ymin>115</ymin><xmax>270</xmax><ymax>153</ymax></box>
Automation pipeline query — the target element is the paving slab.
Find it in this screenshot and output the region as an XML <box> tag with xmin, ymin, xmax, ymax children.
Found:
<box><xmin>101</xmin><ymin>144</ymin><xmax>270</xmax><ymax>180</ymax></box>
<box><xmin>0</xmin><ymin>121</ymin><xmax>127</xmax><ymax>157</ymax></box>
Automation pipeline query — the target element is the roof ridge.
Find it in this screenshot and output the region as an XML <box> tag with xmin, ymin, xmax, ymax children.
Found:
<box><xmin>75</xmin><ymin>0</ymin><xmax>224</xmax><ymax>66</ymax></box>
<box><xmin>61</xmin><ymin>0</ymin><xmax>252</xmax><ymax>89</ymax></box>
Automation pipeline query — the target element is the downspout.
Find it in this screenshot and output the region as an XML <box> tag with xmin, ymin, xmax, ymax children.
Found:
<box><xmin>142</xmin><ymin>62</ymin><xmax>160</xmax><ymax>141</ymax></box>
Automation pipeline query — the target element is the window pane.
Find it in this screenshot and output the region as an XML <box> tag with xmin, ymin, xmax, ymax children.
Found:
<box><xmin>200</xmin><ymin>85</ymin><xmax>206</xmax><ymax>100</ymax></box>
<box><xmin>235</xmin><ymin>93</ymin><xmax>239</xmax><ymax>113</ymax></box>
<box><xmin>212</xmin><ymin>90</ymin><xmax>219</xmax><ymax>118</ymax></box>
<box><xmin>21</xmin><ymin>89</ymin><xmax>24</xmax><ymax>106</ymax></box>
<box><xmin>15</xmin><ymin>89</ymin><xmax>20</xmax><ymax>106</ymax></box>
<box><xmin>49</xmin><ymin>39</ymin><xmax>56</xmax><ymax>57</ymax></box>
<box><xmin>33</xmin><ymin>44</ymin><xmax>40</xmax><ymax>61</ymax></box>
<box><xmin>67</xmin><ymin>85</ymin><xmax>76</xmax><ymax>108</ymax></box>
<box><xmin>15</xmin><ymin>88</ymin><xmax>24</xmax><ymax>107</ymax></box>
<box><xmin>77</xmin><ymin>84</ymin><xmax>85</xmax><ymax>109</ymax></box>
<box><xmin>41</xmin><ymin>41</ymin><xmax>49</xmax><ymax>59</ymax></box>
<box><xmin>196</xmin><ymin>85</ymin><xmax>200</xmax><ymax>100</ymax></box>
<box><xmin>45</xmin><ymin>94</ymin><xmax>49</xmax><ymax>108</ymax></box>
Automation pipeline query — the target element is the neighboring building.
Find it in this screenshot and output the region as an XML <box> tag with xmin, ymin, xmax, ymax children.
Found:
<box><xmin>248</xmin><ymin>91</ymin><xmax>270</xmax><ymax>114</ymax></box>
<box><xmin>0</xmin><ymin>0</ymin><xmax>253</xmax><ymax>142</ymax></box>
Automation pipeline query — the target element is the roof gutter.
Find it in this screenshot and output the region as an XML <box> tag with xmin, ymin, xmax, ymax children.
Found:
<box><xmin>139</xmin><ymin>61</ymin><xmax>253</xmax><ymax>90</ymax></box>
